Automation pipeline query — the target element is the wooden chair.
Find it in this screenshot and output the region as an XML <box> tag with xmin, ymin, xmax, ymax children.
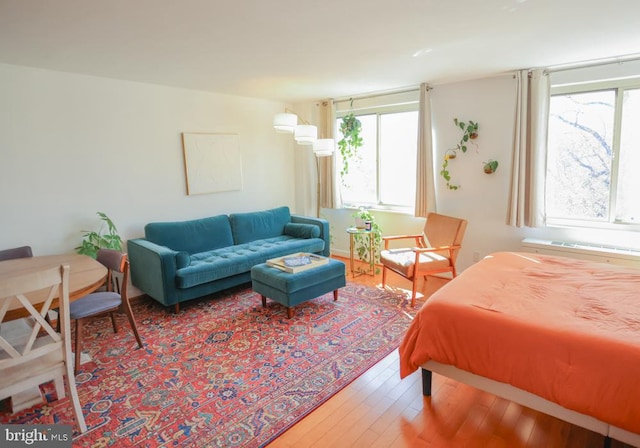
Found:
<box><xmin>380</xmin><ymin>213</ymin><xmax>468</xmax><ymax>307</ymax></box>
<box><xmin>70</xmin><ymin>249</ymin><xmax>143</xmax><ymax>374</ymax></box>
<box><xmin>0</xmin><ymin>264</ymin><xmax>87</xmax><ymax>433</ymax></box>
<box><xmin>0</xmin><ymin>245</ymin><xmax>33</xmax><ymax>261</ymax></box>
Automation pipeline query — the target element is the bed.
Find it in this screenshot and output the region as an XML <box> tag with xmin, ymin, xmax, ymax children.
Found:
<box><xmin>399</xmin><ymin>251</ymin><xmax>640</xmax><ymax>447</ymax></box>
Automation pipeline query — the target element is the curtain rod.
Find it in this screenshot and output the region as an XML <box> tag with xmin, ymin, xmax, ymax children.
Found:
<box><xmin>545</xmin><ymin>53</ymin><xmax>640</xmax><ymax>74</ymax></box>
<box><xmin>334</xmin><ymin>86</ymin><xmax>420</xmax><ymax>104</ymax></box>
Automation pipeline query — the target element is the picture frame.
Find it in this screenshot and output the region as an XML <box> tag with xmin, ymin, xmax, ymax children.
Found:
<box><xmin>182</xmin><ymin>132</ymin><xmax>243</xmax><ymax>195</ymax></box>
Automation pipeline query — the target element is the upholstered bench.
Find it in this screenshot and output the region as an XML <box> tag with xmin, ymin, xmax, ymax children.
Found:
<box><xmin>251</xmin><ymin>258</ymin><xmax>346</xmax><ymax>318</ymax></box>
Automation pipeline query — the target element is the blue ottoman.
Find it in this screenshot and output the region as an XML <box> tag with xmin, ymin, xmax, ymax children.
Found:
<box><xmin>251</xmin><ymin>258</ymin><xmax>346</xmax><ymax>318</ymax></box>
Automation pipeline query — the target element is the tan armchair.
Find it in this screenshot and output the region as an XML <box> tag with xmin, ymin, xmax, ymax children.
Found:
<box><xmin>380</xmin><ymin>213</ymin><xmax>468</xmax><ymax>306</ymax></box>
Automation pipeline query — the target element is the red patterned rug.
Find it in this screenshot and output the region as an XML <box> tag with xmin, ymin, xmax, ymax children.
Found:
<box><xmin>0</xmin><ymin>282</ymin><xmax>418</xmax><ymax>447</ymax></box>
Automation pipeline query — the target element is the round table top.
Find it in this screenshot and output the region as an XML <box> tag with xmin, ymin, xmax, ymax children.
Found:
<box><xmin>0</xmin><ymin>253</ymin><xmax>107</xmax><ymax>320</ymax></box>
<box><xmin>346</xmin><ymin>226</ymin><xmax>372</xmax><ymax>234</ymax></box>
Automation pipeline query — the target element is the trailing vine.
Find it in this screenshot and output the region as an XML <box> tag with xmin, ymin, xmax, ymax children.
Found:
<box><xmin>454</xmin><ymin>118</ymin><xmax>478</xmax><ymax>153</ymax></box>
<box><xmin>440</xmin><ymin>151</ymin><xmax>459</xmax><ymax>190</ymax></box>
<box><xmin>440</xmin><ymin>118</ymin><xmax>479</xmax><ymax>190</ymax></box>
<box><xmin>338</xmin><ymin>101</ymin><xmax>363</xmax><ymax>186</ymax></box>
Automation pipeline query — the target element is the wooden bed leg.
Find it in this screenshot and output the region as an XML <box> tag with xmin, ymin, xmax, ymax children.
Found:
<box><xmin>421</xmin><ymin>368</ymin><xmax>432</xmax><ymax>396</ymax></box>
<box><xmin>603</xmin><ymin>436</ymin><xmax>612</xmax><ymax>448</ymax></box>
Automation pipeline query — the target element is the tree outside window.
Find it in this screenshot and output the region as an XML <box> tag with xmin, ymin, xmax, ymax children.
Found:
<box><xmin>546</xmin><ymin>84</ymin><xmax>640</xmax><ymax>228</ymax></box>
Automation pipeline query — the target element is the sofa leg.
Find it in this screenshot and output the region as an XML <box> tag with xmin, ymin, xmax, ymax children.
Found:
<box><xmin>333</xmin><ymin>290</ymin><xmax>338</xmax><ymax>301</ymax></box>
<box><xmin>174</xmin><ymin>303</ymin><xmax>179</xmax><ymax>314</ymax></box>
<box><xmin>287</xmin><ymin>307</ymin><xmax>294</xmax><ymax>319</ymax></box>
<box><xmin>261</xmin><ymin>295</ymin><xmax>267</xmax><ymax>307</ymax></box>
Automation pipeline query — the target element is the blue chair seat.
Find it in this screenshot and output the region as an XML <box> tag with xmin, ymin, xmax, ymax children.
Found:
<box><xmin>69</xmin><ymin>292</ymin><xmax>121</xmax><ymax>320</ymax></box>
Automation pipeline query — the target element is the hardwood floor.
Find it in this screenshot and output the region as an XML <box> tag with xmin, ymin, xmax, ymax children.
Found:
<box><xmin>267</xmin><ymin>256</ymin><xmax>632</xmax><ymax>448</ymax></box>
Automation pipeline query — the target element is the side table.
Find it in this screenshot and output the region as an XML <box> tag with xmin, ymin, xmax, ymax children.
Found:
<box><xmin>346</xmin><ymin>227</ymin><xmax>375</xmax><ymax>276</ymax></box>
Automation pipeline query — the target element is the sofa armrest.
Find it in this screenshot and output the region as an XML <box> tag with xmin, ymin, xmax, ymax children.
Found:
<box><xmin>290</xmin><ymin>214</ymin><xmax>330</xmax><ymax>257</ymax></box>
<box><xmin>127</xmin><ymin>238</ymin><xmax>181</xmax><ymax>306</ymax></box>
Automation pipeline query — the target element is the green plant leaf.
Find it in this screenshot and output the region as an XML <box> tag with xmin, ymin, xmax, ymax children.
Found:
<box><xmin>76</xmin><ymin>212</ymin><xmax>122</xmax><ymax>258</ymax></box>
<box><xmin>338</xmin><ymin>110</ymin><xmax>363</xmax><ymax>184</ymax></box>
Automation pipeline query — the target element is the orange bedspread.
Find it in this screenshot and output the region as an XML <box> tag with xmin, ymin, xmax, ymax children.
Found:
<box><xmin>399</xmin><ymin>251</ymin><xmax>640</xmax><ymax>433</ymax></box>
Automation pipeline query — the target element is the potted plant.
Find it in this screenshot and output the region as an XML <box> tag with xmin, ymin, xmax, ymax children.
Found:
<box><xmin>351</xmin><ymin>208</ymin><xmax>382</xmax><ymax>274</ymax></box>
<box><xmin>453</xmin><ymin>118</ymin><xmax>478</xmax><ymax>153</ymax></box>
<box><xmin>76</xmin><ymin>212</ymin><xmax>122</xmax><ymax>258</ymax></box>
<box><xmin>483</xmin><ymin>159</ymin><xmax>499</xmax><ymax>174</ymax></box>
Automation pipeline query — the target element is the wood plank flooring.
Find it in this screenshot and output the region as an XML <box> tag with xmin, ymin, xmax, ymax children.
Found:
<box><xmin>267</xmin><ymin>256</ymin><xmax>633</xmax><ymax>448</ymax></box>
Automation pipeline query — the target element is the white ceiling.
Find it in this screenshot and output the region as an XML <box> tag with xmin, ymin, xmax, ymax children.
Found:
<box><xmin>2</xmin><ymin>0</ymin><xmax>640</xmax><ymax>103</ymax></box>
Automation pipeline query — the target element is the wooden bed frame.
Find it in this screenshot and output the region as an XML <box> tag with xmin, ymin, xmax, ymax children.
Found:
<box><xmin>421</xmin><ymin>360</ymin><xmax>640</xmax><ymax>447</ymax></box>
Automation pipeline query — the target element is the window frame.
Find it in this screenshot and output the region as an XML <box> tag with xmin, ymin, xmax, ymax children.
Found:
<box><xmin>336</xmin><ymin>101</ymin><xmax>419</xmax><ymax>212</ymax></box>
<box><xmin>546</xmin><ymin>77</ymin><xmax>640</xmax><ymax>232</ymax></box>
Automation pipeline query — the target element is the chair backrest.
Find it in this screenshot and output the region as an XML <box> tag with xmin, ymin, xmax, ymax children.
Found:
<box><xmin>96</xmin><ymin>249</ymin><xmax>129</xmax><ymax>296</ymax></box>
<box><xmin>0</xmin><ymin>246</ymin><xmax>33</xmax><ymax>262</ymax></box>
<box><xmin>423</xmin><ymin>213</ymin><xmax>468</xmax><ymax>263</ymax></box>
<box><xmin>0</xmin><ymin>264</ymin><xmax>70</xmax><ymax>371</ymax></box>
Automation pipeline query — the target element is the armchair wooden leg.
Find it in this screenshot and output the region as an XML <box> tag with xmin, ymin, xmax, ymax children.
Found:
<box><xmin>411</xmin><ymin>278</ymin><xmax>418</xmax><ymax>307</ymax></box>
<box><xmin>382</xmin><ymin>265</ymin><xmax>387</xmax><ymax>287</ymax></box>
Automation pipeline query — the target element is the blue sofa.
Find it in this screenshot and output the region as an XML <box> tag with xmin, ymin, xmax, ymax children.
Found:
<box><xmin>127</xmin><ymin>206</ymin><xmax>329</xmax><ymax>311</ymax></box>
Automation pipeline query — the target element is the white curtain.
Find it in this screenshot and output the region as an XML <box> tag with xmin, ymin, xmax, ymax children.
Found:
<box><xmin>317</xmin><ymin>99</ymin><xmax>341</xmax><ymax>211</ymax></box>
<box><xmin>414</xmin><ymin>83</ymin><xmax>436</xmax><ymax>217</ymax></box>
<box><xmin>507</xmin><ymin>69</ymin><xmax>550</xmax><ymax>227</ymax></box>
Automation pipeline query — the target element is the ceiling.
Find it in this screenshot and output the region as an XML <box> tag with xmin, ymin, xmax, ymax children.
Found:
<box><xmin>2</xmin><ymin>0</ymin><xmax>640</xmax><ymax>103</ymax></box>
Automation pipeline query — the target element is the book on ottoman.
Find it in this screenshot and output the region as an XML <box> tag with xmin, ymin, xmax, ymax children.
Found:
<box><xmin>266</xmin><ymin>252</ymin><xmax>328</xmax><ymax>273</ymax></box>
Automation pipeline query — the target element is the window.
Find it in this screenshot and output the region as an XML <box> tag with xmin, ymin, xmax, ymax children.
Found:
<box><xmin>546</xmin><ymin>79</ymin><xmax>640</xmax><ymax>228</ymax></box>
<box><xmin>336</xmin><ymin>107</ymin><xmax>418</xmax><ymax>210</ymax></box>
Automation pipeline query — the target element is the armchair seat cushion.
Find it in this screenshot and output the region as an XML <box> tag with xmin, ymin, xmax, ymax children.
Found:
<box><xmin>381</xmin><ymin>249</ymin><xmax>451</xmax><ymax>278</ymax></box>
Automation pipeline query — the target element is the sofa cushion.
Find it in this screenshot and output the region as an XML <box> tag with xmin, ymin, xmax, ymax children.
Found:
<box><xmin>284</xmin><ymin>222</ymin><xmax>320</xmax><ymax>239</ymax></box>
<box><xmin>175</xmin><ymin>236</ymin><xmax>325</xmax><ymax>289</ymax></box>
<box><xmin>175</xmin><ymin>251</ymin><xmax>191</xmax><ymax>269</ymax></box>
<box><xmin>229</xmin><ymin>206</ymin><xmax>291</xmax><ymax>245</ymax></box>
<box><xmin>145</xmin><ymin>215</ymin><xmax>233</xmax><ymax>254</ymax></box>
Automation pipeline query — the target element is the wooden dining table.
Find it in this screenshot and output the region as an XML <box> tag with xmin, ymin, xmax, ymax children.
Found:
<box><xmin>0</xmin><ymin>253</ymin><xmax>108</xmax><ymax>413</ymax></box>
<box><xmin>0</xmin><ymin>253</ymin><xmax>108</xmax><ymax>321</ymax></box>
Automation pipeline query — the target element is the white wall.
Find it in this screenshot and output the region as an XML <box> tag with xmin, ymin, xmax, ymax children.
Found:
<box><xmin>4</xmin><ymin>62</ymin><xmax>638</xmax><ymax>278</ymax></box>
<box><xmin>0</xmin><ymin>63</ymin><xmax>297</xmax><ymax>256</ymax></box>
<box><xmin>322</xmin><ymin>74</ymin><xmax>640</xmax><ymax>271</ymax></box>
<box><xmin>430</xmin><ymin>74</ymin><xmax>519</xmax><ymax>270</ymax></box>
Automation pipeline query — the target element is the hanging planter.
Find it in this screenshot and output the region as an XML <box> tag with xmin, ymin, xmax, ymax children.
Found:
<box><xmin>483</xmin><ymin>159</ymin><xmax>499</xmax><ymax>174</ymax></box>
<box><xmin>453</xmin><ymin>118</ymin><xmax>479</xmax><ymax>153</ymax></box>
<box><xmin>338</xmin><ymin>99</ymin><xmax>363</xmax><ymax>187</ymax></box>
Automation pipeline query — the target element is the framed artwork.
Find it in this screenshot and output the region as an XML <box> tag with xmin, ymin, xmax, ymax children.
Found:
<box><xmin>182</xmin><ymin>132</ymin><xmax>243</xmax><ymax>195</ymax></box>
